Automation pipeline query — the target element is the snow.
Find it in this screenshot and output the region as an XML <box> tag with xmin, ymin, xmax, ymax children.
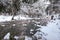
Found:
<box><xmin>14</xmin><ymin>36</ymin><xmax>19</xmax><ymax>40</ymax></box>
<box><xmin>14</xmin><ymin>15</ymin><xmax>32</xmax><ymax>20</ymax></box>
<box><xmin>0</xmin><ymin>15</ymin><xmax>41</xmax><ymax>22</ymax></box>
<box><xmin>25</xmin><ymin>36</ymin><xmax>32</xmax><ymax>40</ymax></box>
<box><xmin>0</xmin><ymin>15</ymin><xmax>32</xmax><ymax>22</ymax></box>
<box><xmin>0</xmin><ymin>15</ymin><xmax>12</xmax><ymax>22</ymax></box>
<box><xmin>34</xmin><ymin>31</ymin><xmax>42</xmax><ymax>39</ymax></box>
<box><xmin>40</xmin><ymin>19</ymin><xmax>60</xmax><ymax>40</ymax></box>
<box><xmin>4</xmin><ymin>32</ymin><xmax>10</xmax><ymax>39</ymax></box>
<box><xmin>30</xmin><ymin>29</ymin><xmax>34</xmax><ymax>31</ymax></box>
<box><xmin>34</xmin><ymin>19</ymin><xmax>60</xmax><ymax>40</ymax></box>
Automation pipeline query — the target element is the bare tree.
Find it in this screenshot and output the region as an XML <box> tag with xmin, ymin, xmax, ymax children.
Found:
<box><xmin>11</xmin><ymin>0</ymin><xmax>20</xmax><ymax>20</ymax></box>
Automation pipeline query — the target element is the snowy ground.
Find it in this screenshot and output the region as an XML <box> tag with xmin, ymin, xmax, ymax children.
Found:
<box><xmin>24</xmin><ymin>19</ymin><xmax>60</xmax><ymax>40</ymax></box>
<box><xmin>1</xmin><ymin>15</ymin><xmax>60</xmax><ymax>40</ymax></box>
<box><xmin>40</xmin><ymin>19</ymin><xmax>60</xmax><ymax>40</ymax></box>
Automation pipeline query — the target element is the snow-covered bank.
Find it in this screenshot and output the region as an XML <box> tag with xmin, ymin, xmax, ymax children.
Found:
<box><xmin>40</xmin><ymin>19</ymin><xmax>60</xmax><ymax>40</ymax></box>
<box><xmin>14</xmin><ymin>15</ymin><xmax>32</xmax><ymax>20</ymax></box>
<box><xmin>0</xmin><ymin>15</ymin><xmax>41</xmax><ymax>22</ymax></box>
<box><xmin>0</xmin><ymin>15</ymin><xmax>12</xmax><ymax>22</ymax></box>
<box><xmin>0</xmin><ymin>15</ymin><xmax>32</xmax><ymax>22</ymax></box>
